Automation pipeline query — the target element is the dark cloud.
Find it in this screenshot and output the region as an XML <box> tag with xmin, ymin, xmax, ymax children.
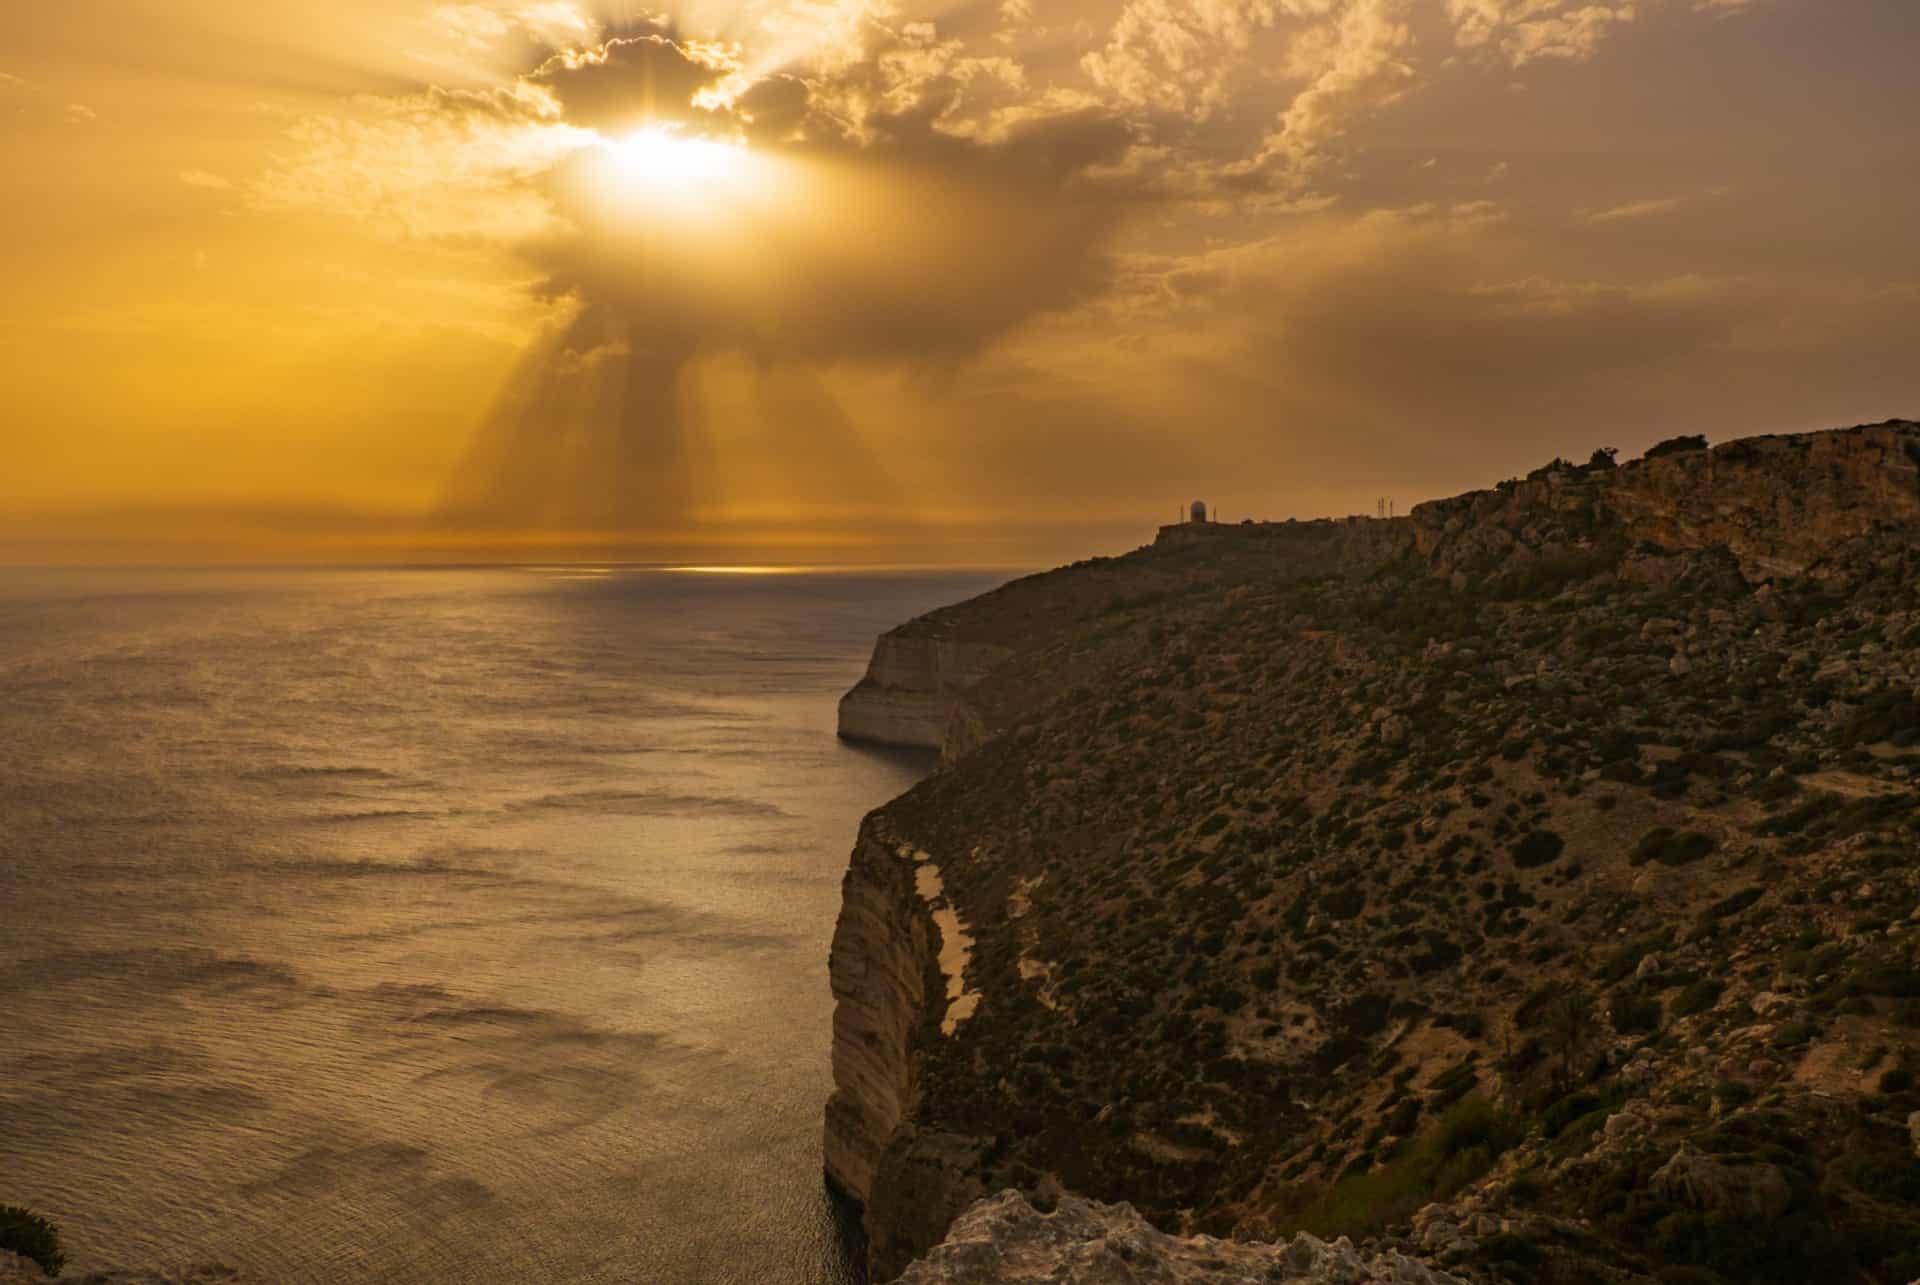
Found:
<box><xmin>527</xmin><ymin>32</ymin><xmax>731</xmax><ymax>135</ymax></box>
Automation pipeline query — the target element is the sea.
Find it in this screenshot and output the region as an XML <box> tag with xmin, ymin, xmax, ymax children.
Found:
<box><xmin>0</xmin><ymin>565</ymin><xmax>1003</xmax><ymax>1284</ymax></box>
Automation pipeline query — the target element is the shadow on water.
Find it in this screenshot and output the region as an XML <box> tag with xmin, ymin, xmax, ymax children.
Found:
<box><xmin>837</xmin><ymin>739</ymin><xmax>940</xmax><ymax>782</ymax></box>
<box><xmin>825</xmin><ymin>1177</ymin><xmax>870</xmax><ymax>1285</ymax></box>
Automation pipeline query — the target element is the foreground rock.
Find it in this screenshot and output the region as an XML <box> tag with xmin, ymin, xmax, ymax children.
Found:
<box><xmin>894</xmin><ymin>1191</ymin><xmax>1463</xmax><ymax>1284</ymax></box>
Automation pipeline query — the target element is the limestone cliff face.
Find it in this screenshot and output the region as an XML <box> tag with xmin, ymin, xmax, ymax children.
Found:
<box><xmin>823</xmin><ymin>821</ymin><xmax>936</xmax><ymax>1205</ymax></box>
<box><xmin>1606</xmin><ymin>423</ymin><xmax>1920</xmax><ymax>578</ymax></box>
<box><xmin>823</xmin><ymin>820</ymin><xmax>995</xmax><ymax>1281</ymax></box>
<box><xmin>837</xmin><ymin>635</ymin><xmax>1014</xmax><ymax>750</ymax></box>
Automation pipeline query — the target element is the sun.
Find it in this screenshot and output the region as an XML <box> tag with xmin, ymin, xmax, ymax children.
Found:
<box><xmin>596</xmin><ymin>127</ymin><xmax>747</xmax><ymax>195</ymax></box>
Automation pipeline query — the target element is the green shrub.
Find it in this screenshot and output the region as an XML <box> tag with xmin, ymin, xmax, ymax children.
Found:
<box><xmin>1671</xmin><ymin>979</ymin><xmax>1724</xmax><ymax>1018</ymax></box>
<box><xmin>1838</xmin><ymin>1148</ymin><xmax>1920</xmax><ymax>1204</ymax></box>
<box><xmin>1771</xmin><ymin>1018</ymin><xmax>1819</xmax><ymax>1049</ymax></box>
<box><xmin>1436</xmin><ymin>1096</ymin><xmax>1528</xmax><ymax>1156</ymax></box>
<box><xmin>1319</xmin><ymin>886</ymin><xmax>1366</xmax><ymax>920</ymax></box>
<box><xmin>1631</xmin><ymin>827</ymin><xmax>1717</xmax><ymax>867</ymax></box>
<box><xmin>1712</xmin><ymin>1080</ymin><xmax>1755</xmax><ymax>1110</ymax></box>
<box><xmin>1273</xmin><ymin>1096</ymin><xmax>1525</xmax><ymax>1239</ymax></box>
<box><xmin>0</xmin><ymin>1206</ymin><xmax>64</xmax><ymax>1278</ymax></box>
<box><xmin>1506</xmin><ymin>1170</ymin><xmax>1544</xmax><ymax>1204</ymax></box>
<box><xmin>1645</xmin><ymin>434</ymin><xmax>1709</xmax><ymax>459</ymax></box>
<box><xmin>1473</xmin><ymin>1232</ymin><xmax>1548</xmax><ymax>1270</ymax></box>
<box><xmin>1428</xmin><ymin>1058</ymin><xmax>1480</xmax><ymax>1108</ymax></box>
<box><xmin>1512</xmin><ymin>829</ymin><xmax>1565</xmax><ymax>869</ymax></box>
<box><xmin>1657</xmin><ymin>1268</ymin><xmax>1732</xmax><ymax>1285</ymax></box>
<box><xmin>1599</xmin><ymin>933</ymin><xmax>1669</xmax><ymax>984</ymax></box>
<box><xmin>1702</xmin><ymin>887</ymin><xmax>1765</xmax><ymax>922</ymax></box>
<box><xmin>1612</xmin><ymin>993</ymin><xmax>1663</xmax><ymax>1034</ymax></box>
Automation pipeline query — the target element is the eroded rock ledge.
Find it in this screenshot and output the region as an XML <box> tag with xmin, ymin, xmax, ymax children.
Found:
<box><xmin>893</xmin><ymin>1191</ymin><xmax>1464</xmax><ymax>1284</ymax></box>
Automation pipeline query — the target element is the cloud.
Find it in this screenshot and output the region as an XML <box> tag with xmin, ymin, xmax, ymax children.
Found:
<box><xmin>242</xmin><ymin>0</ymin><xmax>1812</xmax><ymax>552</ymax></box>
<box><xmin>247</xmin><ymin>19</ymin><xmax>1145</xmax><ymax>538</ymax></box>
<box><xmin>0</xmin><ymin>72</ymin><xmax>26</xmax><ymax>89</ymax></box>
<box><xmin>1000</xmin><ymin>203</ymin><xmax>1920</xmax><ymax>512</ymax></box>
<box><xmin>66</xmin><ymin>103</ymin><xmax>97</xmax><ymax>123</ymax></box>
<box><xmin>1585</xmin><ymin>187</ymin><xmax>1728</xmax><ymax>222</ymax></box>
<box><xmin>524</xmin><ymin>33</ymin><xmax>735</xmax><ymax>135</ymax></box>
<box><xmin>1081</xmin><ymin>0</ymin><xmax>1284</xmax><ymax>116</ymax></box>
<box><xmin>1252</xmin><ymin>0</ymin><xmax>1416</xmax><ymax>176</ymax></box>
<box><xmin>427</xmin><ymin>2</ymin><xmax>598</xmax><ymax>52</ymax></box>
<box><xmin>180</xmin><ymin>169</ymin><xmax>236</xmax><ymax>191</ymax></box>
<box><xmin>1447</xmin><ymin>0</ymin><xmax>1640</xmax><ymax>66</ymax></box>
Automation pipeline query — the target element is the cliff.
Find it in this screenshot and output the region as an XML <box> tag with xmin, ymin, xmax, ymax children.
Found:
<box><xmin>837</xmin><ymin>638</ymin><xmax>1015</xmax><ymax>750</ymax></box>
<box><xmin>836</xmin><ymin>516</ymin><xmax>1412</xmax><ymax>757</ymax></box>
<box><xmin>829</xmin><ymin>420</ymin><xmax>1920</xmax><ymax>1284</ymax></box>
<box><xmin>839</xmin><ymin>423</ymin><xmax>1920</xmax><ymax>760</ymax></box>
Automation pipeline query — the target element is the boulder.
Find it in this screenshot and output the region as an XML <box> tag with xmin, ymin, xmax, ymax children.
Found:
<box><xmin>1651</xmin><ymin>1143</ymin><xmax>1794</xmax><ymax>1221</ymax></box>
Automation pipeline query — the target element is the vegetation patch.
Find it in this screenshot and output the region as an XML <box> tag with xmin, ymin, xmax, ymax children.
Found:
<box><xmin>1272</xmin><ymin>1097</ymin><xmax>1525</xmax><ymax>1239</ymax></box>
<box><xmin>0</xmin><ymin>1205</ymin><xmax>64</xmax><ymax>1278</ymax></box>
<box><xmin>1630</xmin><ymin>827</ymin><xmax>1717</xmax><ymax>867</ymax></box>
<box><xmin>1512</xmin><ymin>829</ymin><xmax>1565</xmax><ymax>869</ymax></box>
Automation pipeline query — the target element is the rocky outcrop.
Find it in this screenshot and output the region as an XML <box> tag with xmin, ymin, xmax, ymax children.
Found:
<box><xmin>892</xmin><ymin>1191</ymin><xmax>1465</xmax><ymax>1284</ymax></box>
<box><xmin>838</xmin><ymin>636</ymin><xmax>1014</xmax><ymax>750</ymax></box>
<box><xmin>1650</xmin><ymin>1144</ymin><xmax>1794</xmax><ymax>1222</ymax></box>
<box><xmin>1408</xmin><ymin>420</ymin><xmax>1920</xmax><ymax>587</ymax></box>
<box><xmin>1607</xmin><ymin>423</ymin><xmax>1920</xmax><ymax>579</ymax></box>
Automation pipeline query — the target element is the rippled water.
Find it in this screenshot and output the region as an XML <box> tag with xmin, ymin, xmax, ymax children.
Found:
<box><xmin>0</xmin><ymin>565</ymin><xmax>998</xmax><ymax>1283</ymax></box>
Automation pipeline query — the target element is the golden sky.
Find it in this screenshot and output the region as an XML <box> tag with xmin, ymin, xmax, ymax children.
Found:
<box><xmin>3</xmin><ymin>0</ymin><xmax>1916</xmax><ymax>563</ymax></box>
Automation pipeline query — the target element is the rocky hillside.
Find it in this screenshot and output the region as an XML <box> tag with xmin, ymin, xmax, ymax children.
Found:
<box><xmin>826</xmin><ymin>421</ymin><xmax>1920</xmax><ymax>1284</ymax></box>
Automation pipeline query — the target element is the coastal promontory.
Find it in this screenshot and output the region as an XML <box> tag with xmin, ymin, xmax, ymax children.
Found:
<box><xmin>828</xmin><ymin>421</ymin><xmax>1920</xmax><ymax>1283</ymax></box>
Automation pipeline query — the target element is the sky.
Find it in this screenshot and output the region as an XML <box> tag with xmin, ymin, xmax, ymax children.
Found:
<box><xmin>2</xmin><ymin>0</ymin><xmax>1916</xmax><ymax>564</ymax></box>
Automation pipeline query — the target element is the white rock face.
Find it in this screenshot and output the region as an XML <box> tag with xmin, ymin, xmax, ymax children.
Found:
<box><xmin>824</xmin><ymin>823</ymin><xmax>938</xmax><ymax>1206</ymax></box>
<box><xmin>892</xmin><ymin>1191</ymin><xmax>1466</xmax><ymax>1284</ymax></box>
<box><xmin>837</xmin><ymin>634</ymin><xmax>1012</xmax><ymax>750</ymax></box>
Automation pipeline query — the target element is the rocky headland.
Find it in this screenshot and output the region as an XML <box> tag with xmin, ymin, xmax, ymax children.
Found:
<box><xmin>828</xmin><ymin>422</ymin><xmax>1920</xmax><ymax>1283</ymax></box>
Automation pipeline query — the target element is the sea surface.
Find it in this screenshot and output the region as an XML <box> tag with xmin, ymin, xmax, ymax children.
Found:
<box><xmin>0</xmin><ymin>565</ymin><xmax>1002</xmax><ymax>1283</ymax></box>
